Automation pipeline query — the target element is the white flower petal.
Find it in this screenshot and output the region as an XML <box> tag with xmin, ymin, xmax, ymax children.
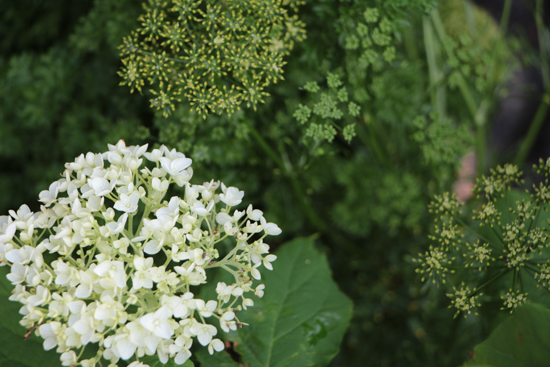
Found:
<box><xmin>140</xmin><ymin>313</ymin><xmax>155</xmax><ymax>332</ymax></box>
<box><xmin>144</xmin><ymin>240</ymin><xmax>162</xmax><ymax>255</ymax></box>
<box><xmin>171</xmin><ymin>157</ymin><xmax>192</xmax><ymax>172</ymax></box>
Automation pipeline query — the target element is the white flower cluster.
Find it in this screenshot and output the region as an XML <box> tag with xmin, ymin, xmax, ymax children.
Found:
<box><xmin>0</xmin><ymin>140</ymin><xmax>281</xmax><ymax>367</ymax></box>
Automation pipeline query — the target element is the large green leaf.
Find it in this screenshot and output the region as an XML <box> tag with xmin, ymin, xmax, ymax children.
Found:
<box><xmin>140</xmin><ymin>355</ymin><xmax>194</xmax><ymax>367</ymax></box>
<box><xmin>223</xmin><ymin>237</ymin><xmax>353</xmax><ymax>367</ymax></box>
<box><xmin>463</xmin><ymin>303</ymin><xmax>550</xmax><ymax>367</ymax></box>
<box><xmin>195</xmin><ymin>349</ymin><xmax>240</xmax><ymax>367</ymax></box>
<box><xmin>0</xmin><ymin>266</ymin><xmax>62</xmax><ymax>367</ymax></box>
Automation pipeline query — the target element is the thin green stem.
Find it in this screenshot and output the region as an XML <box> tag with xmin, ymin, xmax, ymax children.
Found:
<box><xmin>463</xmin><ymin>1</ymin><xmax>478</xmax><ymax>38</ymax></box>
<box><xmin>471</xmin><ymin>269</ymin><xmax>510</xmax><ymax>296</ymax></box>
<box><xmin>498</xmin><ymin>0</ymin><xmax>513</xmax><ymax>38</ymax></box>
<box><xmin>430</xmin><ymin>9</ymin><xmax>487</xmax><ymax>175</ymax></box>
<box><xmin>536</xmin><ymin>0</ymin><xmax>550</xmax><ymax>88</ymax></box>
<box><xmin>246</xmin><ymin>119</ymin><xmax>360</xmax><ymax>252</ymax></box>
<box><xmin>77</xmin><ymin>346</ymin><xmax>87</xmax><ymax>360</ymax></box>
<box><xmin>505</xmin><ymin>191</ymin><xmax>512</xmax><ymax>224</ymax></box>
<box><xmin>489</xmin><ymin>224</ymin><xmax>505</xmax><ymax>248</ymax></box>
<box><xmin>246</xmin><ymin>120</ymin><xmax>285</xmax><ymax>169</ymax></box>
<box><xmin>135</xmin><ymin>206</ymin><xmax>153</xmax><ymax>236</ymax></box>
<box><xmin>430</xmin><ymin>11</ymin><xmax>477</xmax><ymax>120</ymax></box>
<box><xmin>519</xmin><ymin>268</ymin><xmax>525</xmax><ymax>291</ymax></box>
<box><xmin>454</xmin><ymin>216</ymin><xmax>497</xmax><ymax>246</ymax></box>
<box><xmin>128</xmin><ymin>214</ymin><xmax>134</xmax><ymax>238</ymax></box>
<box><xmin>358</xmin><ymin>116</ymin><xmax>387</xmax><ymax>165</ymax></box>
<box><xmin>423</xmin><ymin>15</ymin><xmax>445</xmax><ymax>118</ymax></box>
<box><xmin>246</xmin><ymin>119</ymin><xmax>326</xmax><ymax>232</ymax></box>
<box><xmin>475</xmin><ymin>109</ymin><xmax>486</xmax><ymax>177</ymax></box>
<box><xmin>527</xmin><ymin>258</ymin><xmax>550</xmax><ymax>263</ymax></box>
<box><xmin>523</xmin><ymin>265</ymin><xmax>550</xmax><ymax>295</ymax></box>
<box><xmin>403</xmin><ymin>19</ymin><xmax>419</xmax><ymax>60</ymax></box>
<box><xmin>525</xmin><ymin>204</ymin><xmax>542</xmax><ymax>245</ymax></box>
<box><xmin>513</xmin><ymin>94</ymin><xmax>550</xmax><ymax>166</ymax></box>
<box><xmin>214</xmin><ymin>243</ymin><xmax>241</xmax><ymax>266</ymax></box>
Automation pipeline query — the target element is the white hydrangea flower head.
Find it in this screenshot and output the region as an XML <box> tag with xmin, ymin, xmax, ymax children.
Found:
<box><xmin>0</xmin><ymin>140</ymin><xmax>280</xmax><ymax>367</ymax></box>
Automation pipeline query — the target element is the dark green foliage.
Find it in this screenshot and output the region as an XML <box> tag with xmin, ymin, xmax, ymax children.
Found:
<box><xmin>141</xmin><ymin>355</ymin><xmax>194</xmax><ymax>367</ymax></box>
<box><xmin>463</xmin><ymin>303</ymin><xmax>550</xmax><ymax>367</ymax></box>
<box><xmin>0</xmin><ymin>267</ymin><xmax>61</xmax><ymax>367</ymax></box>
<box><xmin>331</xmin><ymin>154</ymin><xmax>426</xmax><ymax>237</ymax></box>
<box><xmin>0</xmin><ymin>0</ymin><xmax>150</xmax><ymax>213</ymax></box>
<box><xmin>196</xmin><ymin>349</ymin><xmax>240</xmax><ymax>367</ymax></box>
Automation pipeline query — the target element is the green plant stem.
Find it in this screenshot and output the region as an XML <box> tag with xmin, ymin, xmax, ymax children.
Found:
<box><xmin>504</xmin><ymin>190</ymin><xmax>513</xmax><ymax>224</ymax></box>
<box><xmin>514</xmin><ymin>0</ymin><xmax>550</xmax><ymax>167</ymax></box>
<box><xmin>136</xmin><ymin>206</ymin><xmax>152</xmax><ymax>235</ymax></box>
<box><xmin>358</xmin><ymin>116</ymin><xmax>385</xmax><ymax>164</ymax></box>
<box><xmin>489</xmin><ymin>224</ymin><xmax>505</xmax><ymax>248</ymax></box>
<box><xmin>475</xmin><ymin>103</ymin><xmax>487</xmax><ymax>177</ymax></box>
<box><xmin>246</xmin><ymin>120</ymin><xmax>360</xmax><ymax>253</ymax></box>
<box><xmin>524</xmin><ymin>203</ymin><xmax>542</xmax><ymax>245</ymax></box>
<box><xmin>499</xmin><ymin>0</ymin><xmax>513</xmax><ymax>38</ymax></box>
<box><xmin>513</xmin><ymin>94</ymin><xmax>550</xmax><ymax>166</ymax></box>
<box><xmin>403</xmin><ymin>20</ymin><xmax>419</xmax><ymax>60</ymax></box>
<box><xmin>245</xmin><ymin>120</ymin><xmax>325</xmax><ymax>232</ymax></box>
<box><xmin>463</xmin><ymin>1</ymin><xmax>478</xmax><ymax>38</ymax></box>
<box><xmin>423</xmin><ymin>15</ymin><xmax>445</xmax><ymax>118</ymax></box>
<box><xmin>246</xmin><ymin>120</ymin><xmax>285</xmax><ymax>168</ymax></box>
<box><xmin>536</xmin><ymin>0</ymin><xmax>550</xmax><ymax>89</ymax></box>
<box><xmin>453</xmin><ymin>216</ymin><xmax>497</xmax><ymax>246</ymax></box>
<box><xmin>430</xmin><ymin>10</ymin><xmax>487</xmax><ymax>176</ymax></box>
<box><xmin>524</xmin><ymin>266</ymin><xmax>550</xmax><ymax>295</ymax></box>
<box><xmin>471</xmin><ymin>269</ymin><xmax>510</xmax><ymax>296</ymax></box>
<box><xmin>128</xmin><ymin>214</ymin><xmax>134</xmax><ymax>238</ymax></box>
<box><xmin>430</xmin><ymin>11</ymin><xmax>477</xmax><ymax>120</ymax></box>
<box><xmin>519</xmin><ymin>268</ymin><xmax>525</xmax><ymax>291</ymax></box>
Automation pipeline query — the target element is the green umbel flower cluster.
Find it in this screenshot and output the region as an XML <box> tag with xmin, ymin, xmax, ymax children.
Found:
<box><xmin>439</xmin><ymin>0</ymin><xmax>514</xmax><ymax>96</ymax></box>
<box><xmin>293</xmin><ymin>72</ymin><xmax>358</xmax><ymax>146</ymax></box>
<box><xmin>445</xmin><ymin>33</ymin><xmax>511</xmax><ymax>95</ymax></box>
<box><xmin>411</xmin><ymin>113</ymin><xmax>472</xmax><ymax>181</ymax></box>
<box><xmin>341</xmin><ymin>7</ymin><xmax>397</xmax><ymax>68</ymax></box>
<box><xmin>415</xmin><ymin>162</ymin><xmax>550</xmax><ymax>317</ymax></box>
<box><xmin>118</xmin><ymin>0</ymin><xmax>306</xmax><ymax>118</ymax></box>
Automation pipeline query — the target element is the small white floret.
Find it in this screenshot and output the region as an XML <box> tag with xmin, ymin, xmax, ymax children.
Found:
<box><xmin>208</xmin><ymin>338</ymin><xmax>224</xmax><ymax>354</ymax></box>
<box><xmin>114</xmin><ymin>192</ymin><xmax>141</xmax><ymax>213</ymax></box>
<box><xmin>219</xmin><ymin>185</ymin><xmax>244</xmax><ymax>206</ymax></box>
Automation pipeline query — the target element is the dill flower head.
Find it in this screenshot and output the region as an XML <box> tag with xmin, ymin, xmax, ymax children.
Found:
<box><xmin>118</xmin><ymin>0</ymin><xmax>306</xmax><ymax>118</ymax></box>
<box><xmin>0</xmin><ymin>140</ymin><xmax>281</xmax><ymax>367</ymax></box>
<box><xmin>415</xmin><ymin>160</ymin><xmax>550</xmax><ymax>318</ymax></box>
